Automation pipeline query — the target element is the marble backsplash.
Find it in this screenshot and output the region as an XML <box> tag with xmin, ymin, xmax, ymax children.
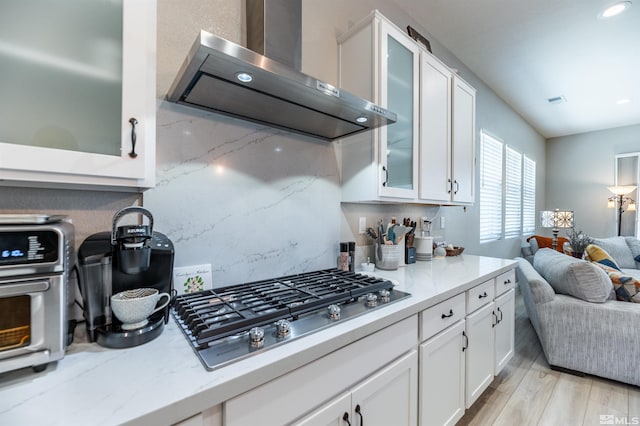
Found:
<box><xmin>144</xmin><ymin>101</ymin><xmax>342</xmax><ymax>287</ymax></box>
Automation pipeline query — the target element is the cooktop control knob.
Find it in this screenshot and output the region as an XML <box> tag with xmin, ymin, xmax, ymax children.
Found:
<box><xmin>365</xmin><ymin>292</ymin><xmax>378</xmax><ymax>307</ymax></box>
<box><xmin>249</xmin><ymin>327</ymin><xmax>265</xmax><ymax>348</ymax></box>
<box><xmin>275</xmin><ymin>319</ymin><xmax>291</xmax><ymax>338</ymax></box>
<box><xmin>328</xmin><ymin>304</ymin><xmax>341</xmax><ymax>320</ymax></box>
<box><xmin>379</xmin><ymin>289</ymin><xmax>391</xmax><ymax>303</ymax></box>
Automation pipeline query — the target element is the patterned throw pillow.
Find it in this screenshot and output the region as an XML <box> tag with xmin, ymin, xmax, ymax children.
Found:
<box><xmin>587</xmin><ymin>244</ymin><xmax>640</xmax><ymax>302</ymax></box>
<box><xmin>585</xmin><ymin>244</ymin><xmax>621</xmax><ymax>271</ymax></box>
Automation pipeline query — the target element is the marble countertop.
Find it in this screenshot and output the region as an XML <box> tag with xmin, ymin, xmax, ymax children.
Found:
<box><xmin>0</xmin><ymin>254</ymin><xmax>516</xmax><ymax>426</ymax></box>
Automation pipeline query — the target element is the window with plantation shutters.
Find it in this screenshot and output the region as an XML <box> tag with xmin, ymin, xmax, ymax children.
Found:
<box><xmin>479</xmin><ymin>131</ymin><xmax>503</xmax><ymax>243</ymax></box>
<box><xmin>504</xmin><ymin>146</ymin><xmax>522</xmax><ymax>238</ymax></box>
<box><xmin>522</xmin><ymin>155</ymin><xmax>536</xmax><ymax>235</ymax></box>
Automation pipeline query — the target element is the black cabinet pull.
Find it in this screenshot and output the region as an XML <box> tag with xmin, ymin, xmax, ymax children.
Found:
<box><xmin>382</xmin><ymin>166</ymin><xmax>388</xmax><ymax>187</ymax></box>
<box><xmin>441</xmin><ymin>309</ymin><xmax>454</xmax><ymax>319</ymax></box>
<box><xmin>447</xmin><ymin>178</ymin><xmax>452</xmax><ymax>194</ymax></box>
<box><xmin>478</xmin><ymin>291</ymin><xmax>488</xmax><ymax>299</ymax></box>
<box><xmin>342</xmin><ymin>412</ymin><xmax>351</xmax><ymax>426</ymax></box>
<box><xmin>454</xmin><ymin>179</ymin><xmax>459</xmax><ymax>194</ymax></box>
<box><xmin>128</xmin><ymin>117</ymin><xmax>138</xmax><ymax>158</ymax></box>
<box><xmin>504</xmin><ymin>279</ymin><xmax>511</xmax><ymax>285</ymax></box>
<box><xmin>462</xmin><ymin>331</ymin><xmax>468</xmax><ymax>352</ymax></box>
<box><xmin>355</xmin><ymin>404</ymin><xmax>363</xmax><ymax>425</ymax></box>
<box><xmin>492</xmin><ymin>310</ymin><xmax>498</xmax><ymax>328</ymax></box>
<box><xmin>498</xmin><ymin>307</ymin><xmax>503</xmax><ymax>323</ymax></box>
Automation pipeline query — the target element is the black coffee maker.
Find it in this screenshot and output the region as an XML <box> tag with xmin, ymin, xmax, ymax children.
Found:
<box><xmin>77</xmin><ymin>207</ymin><xmax>174</xmax><ymax>348</ymax></box>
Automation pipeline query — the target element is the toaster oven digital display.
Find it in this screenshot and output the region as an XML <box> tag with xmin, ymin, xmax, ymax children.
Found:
<box><xmin>0</xmin><ymin>231</ymin><xmax>59</xmax><ymax>266</ymax></box>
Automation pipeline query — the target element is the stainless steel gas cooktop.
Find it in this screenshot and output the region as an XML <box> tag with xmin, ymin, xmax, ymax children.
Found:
<box><xmin>172</xmin><ymin>269</ymin><xmax>410</xmax><ymax>371</ymax></box>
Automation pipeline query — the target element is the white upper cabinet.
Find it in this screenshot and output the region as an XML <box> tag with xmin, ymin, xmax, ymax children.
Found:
<box><xmin>339</xmin><ymin>10</ymin><xmax>475</xmax><ymax>205</ymax></box>
<box><xmin>419</xmin><ymin>50</ymin><xmax>476</xmax><ymax>205</ymax></box>
<box><xmin>339</xmin><ymin>11</ymin><xmax>420</xmax><ymax>202</ymax></box>
<box><xmin>0</xmin><ymin>0</ymin><xmax>156</xmax><ymax>191</ymax></box>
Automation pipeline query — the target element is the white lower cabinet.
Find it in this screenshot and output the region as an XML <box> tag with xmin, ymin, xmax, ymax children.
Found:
<box><xmin>494</xmin><ymin>288</ymin><xmax>515</xmax><ymax>374</ymax></box>
<box><xmin>465</xmin><ymin>302</ymin><xmax>495</xmax><ymax>408</ymax></box>
<box><xmin>297</xmin><ymin>351</ymin><xmax>418</xmax><ymax>426</ymax></box>
<box><xmin>419</xmin><ymin>320</ymin><xmax>466</xmax><ymax>426</ymax></box>
<box><xmin>224</xmin><ymin>316</ymin><xmax>417</xmax><ymax>426</ymax></box>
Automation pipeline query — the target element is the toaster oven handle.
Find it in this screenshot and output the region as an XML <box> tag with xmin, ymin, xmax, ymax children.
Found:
<box><xmin>0</xmin><ymin>280</ymin><xmax>50</xmax><ymax>297</ymax></box>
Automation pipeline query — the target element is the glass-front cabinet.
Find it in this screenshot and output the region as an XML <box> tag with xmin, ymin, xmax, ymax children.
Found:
<box><xmin>339</xmin><ymin>10</ymin><xmax>420</xmax><ymax>201</ymax></box>
<box><xmin>0</xmin><ymin>0</ymin><xmax>156</xmax><ymax>190</ymax></box>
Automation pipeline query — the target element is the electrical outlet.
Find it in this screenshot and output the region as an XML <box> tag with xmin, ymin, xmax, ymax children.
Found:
<box><xmin>440</xmin><ymin>217</ymin><xmax>446</xmax><ymax>229</ymax></box>
<box><xmin>173</xmin><ymin>264</ymin><xmax>213</xmax><ymax>295</ymax></box>
<box><xmin>358</xmin><ymin>217</ymin><xmax>367</xmax><ymax>234</ymax></box>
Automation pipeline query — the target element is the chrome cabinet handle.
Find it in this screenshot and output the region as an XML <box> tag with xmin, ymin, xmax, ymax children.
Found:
<box><xmin>128</xmin><ymin>117</ymin><xmax>138</xmax><ymax>158</ymax></box>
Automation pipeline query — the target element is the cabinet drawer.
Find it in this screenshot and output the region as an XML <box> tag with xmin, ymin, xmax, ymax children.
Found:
<box><xmin>466</xmin><ymin>279</ymin><xmax>495</xmax><ymax>314</ymax></box>
<box><xmin>420</xmin><ymin>293</ymin><xmax>465</xmax><ymax>341</ymax></box>
<box><xmin>495</xmin><ymin>269</ymin><xmax>516</xmax><ymax>297</ymax></box>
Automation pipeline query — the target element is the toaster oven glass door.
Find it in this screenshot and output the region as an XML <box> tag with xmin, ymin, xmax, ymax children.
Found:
<box><xmin>0</xmin><ymin>295</ymin><xmax>31</xmax><ymax>352</ymax></box>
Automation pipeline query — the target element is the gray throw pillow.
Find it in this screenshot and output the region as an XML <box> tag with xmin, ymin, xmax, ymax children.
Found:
<box><xmin>625</xmin><ymin>237</ymin><xmax>640</xmax><ymax>268</ymax></box>
<box><xmin>592</xmin><ymin>237</ymin><xmax>637</xmax><ymax>269</ymax></box>
<box><xmin>533</xmin><ymin>248</ymin><xmax>613</xmax><ymax>303</ymax></box>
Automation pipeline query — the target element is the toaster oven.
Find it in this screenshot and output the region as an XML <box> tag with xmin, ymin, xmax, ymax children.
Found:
<box><xmin>0</xmin><ymin>219</ymin><xmax>74</xmax><ymax>373</ymax></box>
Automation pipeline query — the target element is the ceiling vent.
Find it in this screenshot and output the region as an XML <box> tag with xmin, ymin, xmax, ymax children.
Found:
<box><xmin>547</xmin><ymin>95</ymin><xmax>567</xmax><ymax>105</ymax></box>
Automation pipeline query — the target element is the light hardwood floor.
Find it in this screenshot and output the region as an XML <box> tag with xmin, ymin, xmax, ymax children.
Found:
<box><xmin>458</xmin><ymin>293</ymin><xmax>640</xmax><ymax>426</ymax></box>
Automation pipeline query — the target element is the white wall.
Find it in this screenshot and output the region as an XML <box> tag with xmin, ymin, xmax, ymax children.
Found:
<box><xmin>546</xmin><ymin>123</ymin><xmax>640</xmax><ymax>239</ymax></box>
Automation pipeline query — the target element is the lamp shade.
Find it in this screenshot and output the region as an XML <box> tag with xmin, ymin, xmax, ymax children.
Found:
<box><xmin>540</xmin><ymin>209</ymin><xmax>574</xmax><ymax>228</ymax></box>
<box><xmin>607</xmin><ymin>185</ymin><xmax>637</xmax><ymax>196</ymax></box>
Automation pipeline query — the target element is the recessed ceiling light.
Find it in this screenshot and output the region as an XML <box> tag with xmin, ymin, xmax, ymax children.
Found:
<box><xmin>235</xmin><ymin>72</ymin><xmax>253</xmax><ymax>83</ymax></box>
<box><xmin>599</xmin><ymin>1</ymin><xmax>632</xmax><ymax>18</ymax></box>
<box><xmin>616</xmin><ymin>98</ymin><xmax>631</xmax><ymax>105</ymax></box>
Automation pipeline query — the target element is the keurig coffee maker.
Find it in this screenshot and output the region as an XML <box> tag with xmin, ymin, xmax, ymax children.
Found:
<box><xmin>77</xmin><ymin>207</ymin><xmax>174</xmax><ymax>348</ymax></box>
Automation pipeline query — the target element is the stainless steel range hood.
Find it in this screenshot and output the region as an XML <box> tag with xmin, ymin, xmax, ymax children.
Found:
<box><xmin>166</xmin><ymin>2</ymin><xmax>396</xmax><ymax>141</ymax></box>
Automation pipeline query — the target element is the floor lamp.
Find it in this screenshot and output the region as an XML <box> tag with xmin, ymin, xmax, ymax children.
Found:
<box><xmin>540</xmin><ymin>209</ymin><xmax>574</xmax><ymax>250</ymax></box>
<box><xmin>607</xmin><ymin>186</ymin><xmax>637</xmax><ymax>236</ymax></box>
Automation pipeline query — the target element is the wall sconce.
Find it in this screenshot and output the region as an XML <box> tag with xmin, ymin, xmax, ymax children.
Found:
<box><xmin>607</xmin><ymin>185</ymin><xmax>637</xmax><ymax>236</ymax></box>
<box><xmin>540</xmin><ymin>209</ymin><xmax>574</xmax><ymax>250</ymax></box>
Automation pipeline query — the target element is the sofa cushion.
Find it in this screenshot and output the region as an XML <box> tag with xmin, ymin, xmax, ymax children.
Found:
<box><xmin>586</xmin><ymin>244</ymin><xmax>622</xmax><ymax>271</ymax></box>
<box><xmin>625</xmin><ymin>237</ymin><xmax>640</xmax><ymax>268</ymax></box>
<box><xmin>533</xmin><ymin>248</ymin><xmax>612</xmax><ymax>303</ymax></box>
<box><xmin>591</xmin><ymin>236</ymin><xmax>637</xmax><ymax>269</ymax></box>
<box><xmin>527</xmin><ymin>235</ymin><xmax>569</xmax><ymax>253</ymax></box>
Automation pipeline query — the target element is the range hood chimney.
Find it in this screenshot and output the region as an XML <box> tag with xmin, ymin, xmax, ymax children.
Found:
<box><xmin>166</xmin><ymin>1</ymin><xmax>396</xmax><ymax>141</ymax></box>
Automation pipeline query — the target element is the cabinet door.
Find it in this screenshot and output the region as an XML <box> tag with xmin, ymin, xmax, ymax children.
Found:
<box><xmin>494</xmin><ymin>289</ymin><xmax>515</xmax><ymax>374</ymax></box>
<box><xmin>351</xmin><ymin>350</ymin><xmax>418</xmax><ymax>426</ymax></box>
<box><xmin>0</xmin><ymin>0</ymin><xmax>156</xmax><ymax>189</ymax></box>
<box><xmin>465</xmin><ymin>302</ymin><xmax>494</xmax><ymax>408</ymax></box>
<box><xmin>378</xmin><ymin>21</ymin><xmax>420</xmax><ymax>199</ymax></box>
<box><xmin>419</xmin><ymin>320</ymin><xmax>465</xmax><ymax>426</ymax></box>
<box><xmin>294</xmin><ymin>392</ymin><xmax>352</xmax><ymax>426</ymax></box>
<box><xmin>451</xmin><ymin>76</ymin><xmax>476</xmax><ymax>203</ymax></box>
<box><xmin>419</xmin><ymin>51</ymin><xmax>452</xmax><ymax>202</ymax></box>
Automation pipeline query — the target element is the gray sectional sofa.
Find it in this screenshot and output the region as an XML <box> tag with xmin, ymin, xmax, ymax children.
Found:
<box><xmin>516</xmin><ymin>236</ymin><xmax>640</xmax><ymax>386</ymax></box>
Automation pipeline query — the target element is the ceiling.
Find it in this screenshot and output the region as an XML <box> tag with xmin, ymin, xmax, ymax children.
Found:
<box><xmin>391</xmin><ymin>0</ymin><xmax>640</xmax><ymax>138</ymax></box>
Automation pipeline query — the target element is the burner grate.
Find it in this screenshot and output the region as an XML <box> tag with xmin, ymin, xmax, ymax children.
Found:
<box><xmin>172</xmin><ymin>269</ymin><xmax>393</xmax><ymax>347</ymax></box>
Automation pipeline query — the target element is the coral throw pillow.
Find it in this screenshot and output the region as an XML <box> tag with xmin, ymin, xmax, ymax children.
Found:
<box><xmin>527</xmin><ymin>235</ymin><xmax>569</xmax><ymax>253</ymax></box>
